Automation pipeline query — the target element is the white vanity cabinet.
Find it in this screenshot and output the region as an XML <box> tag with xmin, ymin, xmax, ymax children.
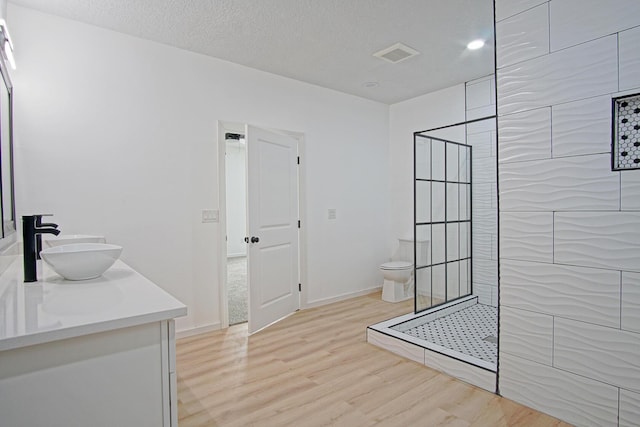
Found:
<box><xmin>0</xmin><ymin>258</ymin><xmax>186</xmax><ymax>427</ymax></box>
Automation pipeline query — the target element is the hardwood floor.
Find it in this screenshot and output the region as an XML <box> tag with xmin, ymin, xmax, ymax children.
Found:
<box><xmin>176</xmin><ymin>292</ymin><xmax>570</xmax><ymax>427</ymax></box>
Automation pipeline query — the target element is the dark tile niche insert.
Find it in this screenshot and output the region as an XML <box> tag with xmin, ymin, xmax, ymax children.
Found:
<box><xmin>612</xmin><ymin>92</ymin><xmax>640</xmax><ymax>171</ymax></box>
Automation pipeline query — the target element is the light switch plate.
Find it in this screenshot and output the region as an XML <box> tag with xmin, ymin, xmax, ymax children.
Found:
<box><xmin>202</xmin><ymin>209</ymin><xmax>219</xmax><ymax>223</ymax></box>
<box><xmin>328</xmin><ymin>209</ymin><xmax>337</xmax><ymax>220</ymax></box>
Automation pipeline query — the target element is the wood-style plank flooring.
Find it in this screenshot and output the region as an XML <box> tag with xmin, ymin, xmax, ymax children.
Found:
<box><xmin>176</xmin><ymin>292</ymin><xmax>570</xmax><ymax>426</ymax></box>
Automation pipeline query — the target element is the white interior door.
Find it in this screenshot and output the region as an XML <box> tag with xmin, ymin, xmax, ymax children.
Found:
<box><xmin>246</xmin><ymin>125</ymin><xmax>299</xmax><ymax>334</ymax></box>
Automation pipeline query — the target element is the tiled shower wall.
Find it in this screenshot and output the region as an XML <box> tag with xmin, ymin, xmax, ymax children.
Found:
<box><xmin>466</xmin><ymin>76</ymin><xmax>498</xmax><ymax>307</ymax></box>
<box><xmin>495</xmin><ymin>1</ymin><xmax>640</xmax><ymax>426</ymax></box>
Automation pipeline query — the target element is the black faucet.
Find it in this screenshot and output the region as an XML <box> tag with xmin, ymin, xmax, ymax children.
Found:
<box><xmin>34</xmin><ymin>214</ymin><xmax>57</xmax><ymax>260</ymax></box>
<box><xmin>23</xmin><ymin>215</ymin><xmax>60</xmax><ymax>283</ymax></box>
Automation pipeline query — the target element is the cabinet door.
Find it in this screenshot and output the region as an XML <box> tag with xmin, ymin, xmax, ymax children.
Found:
<box><xmin>0</xmin><ymin>323</ymin><xmax>165</xmax><ymax>427</ymax></box>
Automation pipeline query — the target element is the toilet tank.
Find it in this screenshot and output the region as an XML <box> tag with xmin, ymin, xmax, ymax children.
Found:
<box><xmin>394</xmin><ymin>238</ymin><xmax>429</xmax><ymax>266</ymax></box>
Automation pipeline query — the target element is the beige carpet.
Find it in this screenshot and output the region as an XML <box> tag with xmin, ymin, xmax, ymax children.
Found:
<box><xmin>227</xmin><ymin>256</ymin><xmax>247</xmax><ymax>325</ymax></box>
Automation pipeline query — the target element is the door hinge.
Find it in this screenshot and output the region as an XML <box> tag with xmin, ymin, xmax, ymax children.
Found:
<box><xmin>298</xmin><ymin>220</ymin><xmax>300</xmax><ymax>228</ymax></box>
<box><xmin>297</xmin><ymin>156</ymin><xmax>300</xmax><ymax>165</ymax></box>
<box><xmin>298</xmin><ymin>283</ymin><xmax>302</xmax><ymax>292</ymax></box>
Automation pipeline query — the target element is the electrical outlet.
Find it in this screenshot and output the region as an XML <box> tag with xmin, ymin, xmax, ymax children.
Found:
<box><xmin>202</xmin><ymin>209</ymin><xmax>219</xmax><ymax>223</ymax></box>
<box><xmin>328</xmin><ymin>209</ymin><xmax>337</xmax><ymax>220</ymax></box>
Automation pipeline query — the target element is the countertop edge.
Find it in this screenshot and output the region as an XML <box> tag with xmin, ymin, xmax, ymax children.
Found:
<box><xmin>0</xmin><ymin>306</ymin><xmax>187</xmax><ymax>352</ymax></box>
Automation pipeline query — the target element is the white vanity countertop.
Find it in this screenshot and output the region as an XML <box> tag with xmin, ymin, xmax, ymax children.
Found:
<box><xmin>0</xmin><ymin>257</ymin><xmax>187</xmax><ymax>351</ymax></box>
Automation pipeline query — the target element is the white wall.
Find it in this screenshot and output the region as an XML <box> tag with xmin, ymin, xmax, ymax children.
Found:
<box><xmin>496</xmin><ymin>1</ymin><xmax>640</xmax><ymax>425</ymax></box>
<box><xmin>389</xmin><ymin>85</ymin><xmax>466</xmax><ymax>255</ymax></box>
<box><xmin>224</xmin><ymin>140</ymin><xmax>246</xmax><ymax>258</ymax></box>
<box><xmin>9</xmin><ymin>5</ymin><xmax>390</xmax><ymax>332</ymax></box>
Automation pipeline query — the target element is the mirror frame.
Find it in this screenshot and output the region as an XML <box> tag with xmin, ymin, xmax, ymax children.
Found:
<box><xmin>0</xmin><ymin>51</ymin><xmax>15</xmax><ymax>250</ymax></box>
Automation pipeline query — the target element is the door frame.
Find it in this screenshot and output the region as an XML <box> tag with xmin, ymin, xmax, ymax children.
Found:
<box><xmin>217</xmin><ymin>120</ymin><xmax>307</xmax><ymax>330</ymax></box>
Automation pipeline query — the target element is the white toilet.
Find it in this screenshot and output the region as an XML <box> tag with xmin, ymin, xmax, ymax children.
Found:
<box><xmin>380</xmin><ymin>238</ymin><xmax>428</xmax><ymax>303</ymax></box>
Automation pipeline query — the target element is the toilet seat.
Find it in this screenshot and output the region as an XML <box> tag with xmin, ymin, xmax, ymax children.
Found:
<box><xmin>380</xmin><ymin>261</ymin><xmax>413</xmax><ymax>270</ymax></box>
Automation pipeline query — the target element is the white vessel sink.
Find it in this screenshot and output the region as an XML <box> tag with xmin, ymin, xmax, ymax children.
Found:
<box><xmin>44</xmin><ymin>234</ymin><xmax>106</xmax><ymax>247</ymax></box>
<box><xmin>40</xmin><ymin>243</ymin><xmax>123</xmax><ymax>281</ymax></box>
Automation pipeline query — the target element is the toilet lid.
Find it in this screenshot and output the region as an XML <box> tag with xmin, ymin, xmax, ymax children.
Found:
<box><xmin>380</xmin><ymin>261</ymin><xmax>413</xmax><ymax>270</ymax></box>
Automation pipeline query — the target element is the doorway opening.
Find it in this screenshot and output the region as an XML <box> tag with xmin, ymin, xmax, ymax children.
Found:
<box><xmin>224</xmin><ymin>130</ymin><xmax>248</xmax><ymax>325</ymax></box>
<box><xmin>218</xmin><ymin>121</ymin><xmax>305</xmax><ymax>333</ymax></box>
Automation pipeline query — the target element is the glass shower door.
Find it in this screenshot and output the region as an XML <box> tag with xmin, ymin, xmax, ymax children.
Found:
<box><xmin>414</xmin><ymin>134</ymin><xmax>472</xmax><ymax>313</ymax></box>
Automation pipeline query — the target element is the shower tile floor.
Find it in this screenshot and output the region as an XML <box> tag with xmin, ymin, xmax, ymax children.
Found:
<box><xmin>392</xmin><ymin>303</ymin><xmax>497</xmax><ymax>364</ymax></box>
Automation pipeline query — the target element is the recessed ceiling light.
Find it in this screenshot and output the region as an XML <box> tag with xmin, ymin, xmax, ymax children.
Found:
<box><xmin>467</xmin><ymin>39</ymin><xmax>485</xmax><ymax>50</ymax></box>
<box><xmin>363</xmin><ymin>81</ymin><xmax>379</xmax><ymax>88</ymax></box>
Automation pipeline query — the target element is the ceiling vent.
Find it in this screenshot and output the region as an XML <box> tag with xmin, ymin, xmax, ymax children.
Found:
<box><xmin>373</xmin><ymin>42</ymin><xmax>420</xmax><ymax>64</ymax></box>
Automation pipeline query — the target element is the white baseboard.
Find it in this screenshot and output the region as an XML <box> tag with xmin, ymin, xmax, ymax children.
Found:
<box><xmin>175</xmin><ymin>322</ymin><xmax>221</xmax><ymax>339</ymax></box>
<box><xmin>304</xmin><ymin>286</ymin><xmax>382</xmax><ymax>309</ymax></box>
<box><xmin>176</xmin><ymin>287</ymin><xmax>383</xmax><ymax>337</ymax></box>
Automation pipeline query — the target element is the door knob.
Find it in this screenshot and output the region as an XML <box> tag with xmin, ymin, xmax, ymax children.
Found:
<box><xmin>244</xmin><ymin>237</ymin><xmax>249</xmax><ymax>243</ymax></box>
<box><xmin>251</xmin><ymin>236</ymin><xmax>260</xmax><ymax>243</ymax></box>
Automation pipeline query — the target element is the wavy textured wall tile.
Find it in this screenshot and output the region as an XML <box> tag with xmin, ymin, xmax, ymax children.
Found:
<box><xmin>550</xmin><ymin>0</ymin><xmax>640</xmax><ymax>51</ymax></box>
<box><xmin>497</xmin><ymin>3</ymin><xmax>549</xmax><ymax>68</ymax></box>
<box><xmin>555</xmin><ymin>212</ymin><xmax>640</xmax><ymax>272</ymax></box>
<box><xmin>497</xmin><ymin>36</ymin><xmax>617</xmax><ymax>115</ymax></box>
<box><xmin>620</xmin><ymin>389</ymin><xmax>640</xmax><ymax>427</ymax></box>
<box><xmin>491</xmin><ymin>234</ymin><xmax>497</xmax><ymax>260</ymax></box>
<box><xmin>499</xmin><ymin>353</ymin><xmax>619</xmax><ymax>427</ymax></box>
<box><xmin>467</xmin><ymin>105</ymin><xmax>496</xmax><ymax>121</ymax></box>
<box><xmin>467</xmin><ymin>131</ymin><xmax>492</xmax><ymax>159</ymax></box>
<box><xmin>467</xmin><ymin>75</ymin><xmax>495</xmax><ymax>88</ymax></box>
<box><xmin>499</xmin><ymin>107</ymin><xmax>551</xmax><ymax>163</ymax></box>
<box><xmin>473</xmin><ymin>233</ymin><xmax>492</xmax><ymax>260</ymax></box>
<box><xmin>465</xmin><ymin>77</ymin><xmax>496</xmax><ymax>121</ymax></box>
<box><xmin>496</xmin><ymin>1</ymin><xmax>640</xmax><ymax>424</ymax></box>
<box><xmin>495</xmin><ymin>0</ymin><xmax>547</xmax><ymax>22</ymax></box>
<box><xmin>466</xmin><ymin>118</ymin><xmax>496</xmax><ymax>135</ymax></box>
<box><xmin>622</xmin><ymin>272</ymin><xmax>640</xmax><ymax>333</ymax></box>
<box><xmin>500</xmin><ymin>307</ymin><xmax>553</xmax><ymax>365</ymax></box>
<box><xmin>621</xmin><ymin>172</ymin><xmax>640</xmax><ymax>211</ymax></box>
<box><xmin>499</xmin><ymin>154</ymin><xmax>619</xmax><ymax>211</ymax></box>
<box><xmin>554</xmin><ymin>317</ymin><xmax>640</xmax><ymax>392</ymax></box>
<box><xmin>473</xmin><ymin>209</ymin><xmax>497</xmax><ymax>235</ymax></box>
<box><xmin>473</xmin><ymin>283</ymin><xmax>492</xmax><ymax>306</ymax></box>
<box><xmin>620</xmin><ymin>26</ymin><xmax>640</xmax><ymax>91</ymax></box>
<box><xmin>472</xmin><ymin>184</ymin><xmax>494</xmax><ymax>209</ymax></box>
<box><xmin>473</xmin><ymin>156</ymin><xmax>496</xmax><ymax>183</ymax></box>
<box><xmin>490</xmin><ymin>286</ymin><xmax>498</xmax><ymax>307</ymax></box>
<box><xmin>473</xmin><ymin>259</ymin><xmax>497</xmax><ymax>286</ymax></box>
<box><xmin>501</xmin><ymin>259</ymin><xmax>620</xmax><ymax>327</ymax></box>
<box><xmin>500</xmin><ymin>212</ymin><xmax>553</xmax><ymax>262</ymax></box>
<box><xmin>552</xmin><ymin>96</ymin><xmax>611</xmax><ymax>157</ymax></box>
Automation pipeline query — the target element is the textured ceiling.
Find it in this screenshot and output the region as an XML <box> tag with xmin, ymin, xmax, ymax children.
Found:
<box><xmin>8</xmin><ymin>0</ymin><xmax>495</xmax><ymax>104</ymax></box>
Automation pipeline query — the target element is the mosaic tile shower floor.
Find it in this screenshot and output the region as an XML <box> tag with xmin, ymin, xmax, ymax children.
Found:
<box><xmin>394</xmin><ymin>303</ymin><xmax>497</xmax><ymax>364</ymax></box>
